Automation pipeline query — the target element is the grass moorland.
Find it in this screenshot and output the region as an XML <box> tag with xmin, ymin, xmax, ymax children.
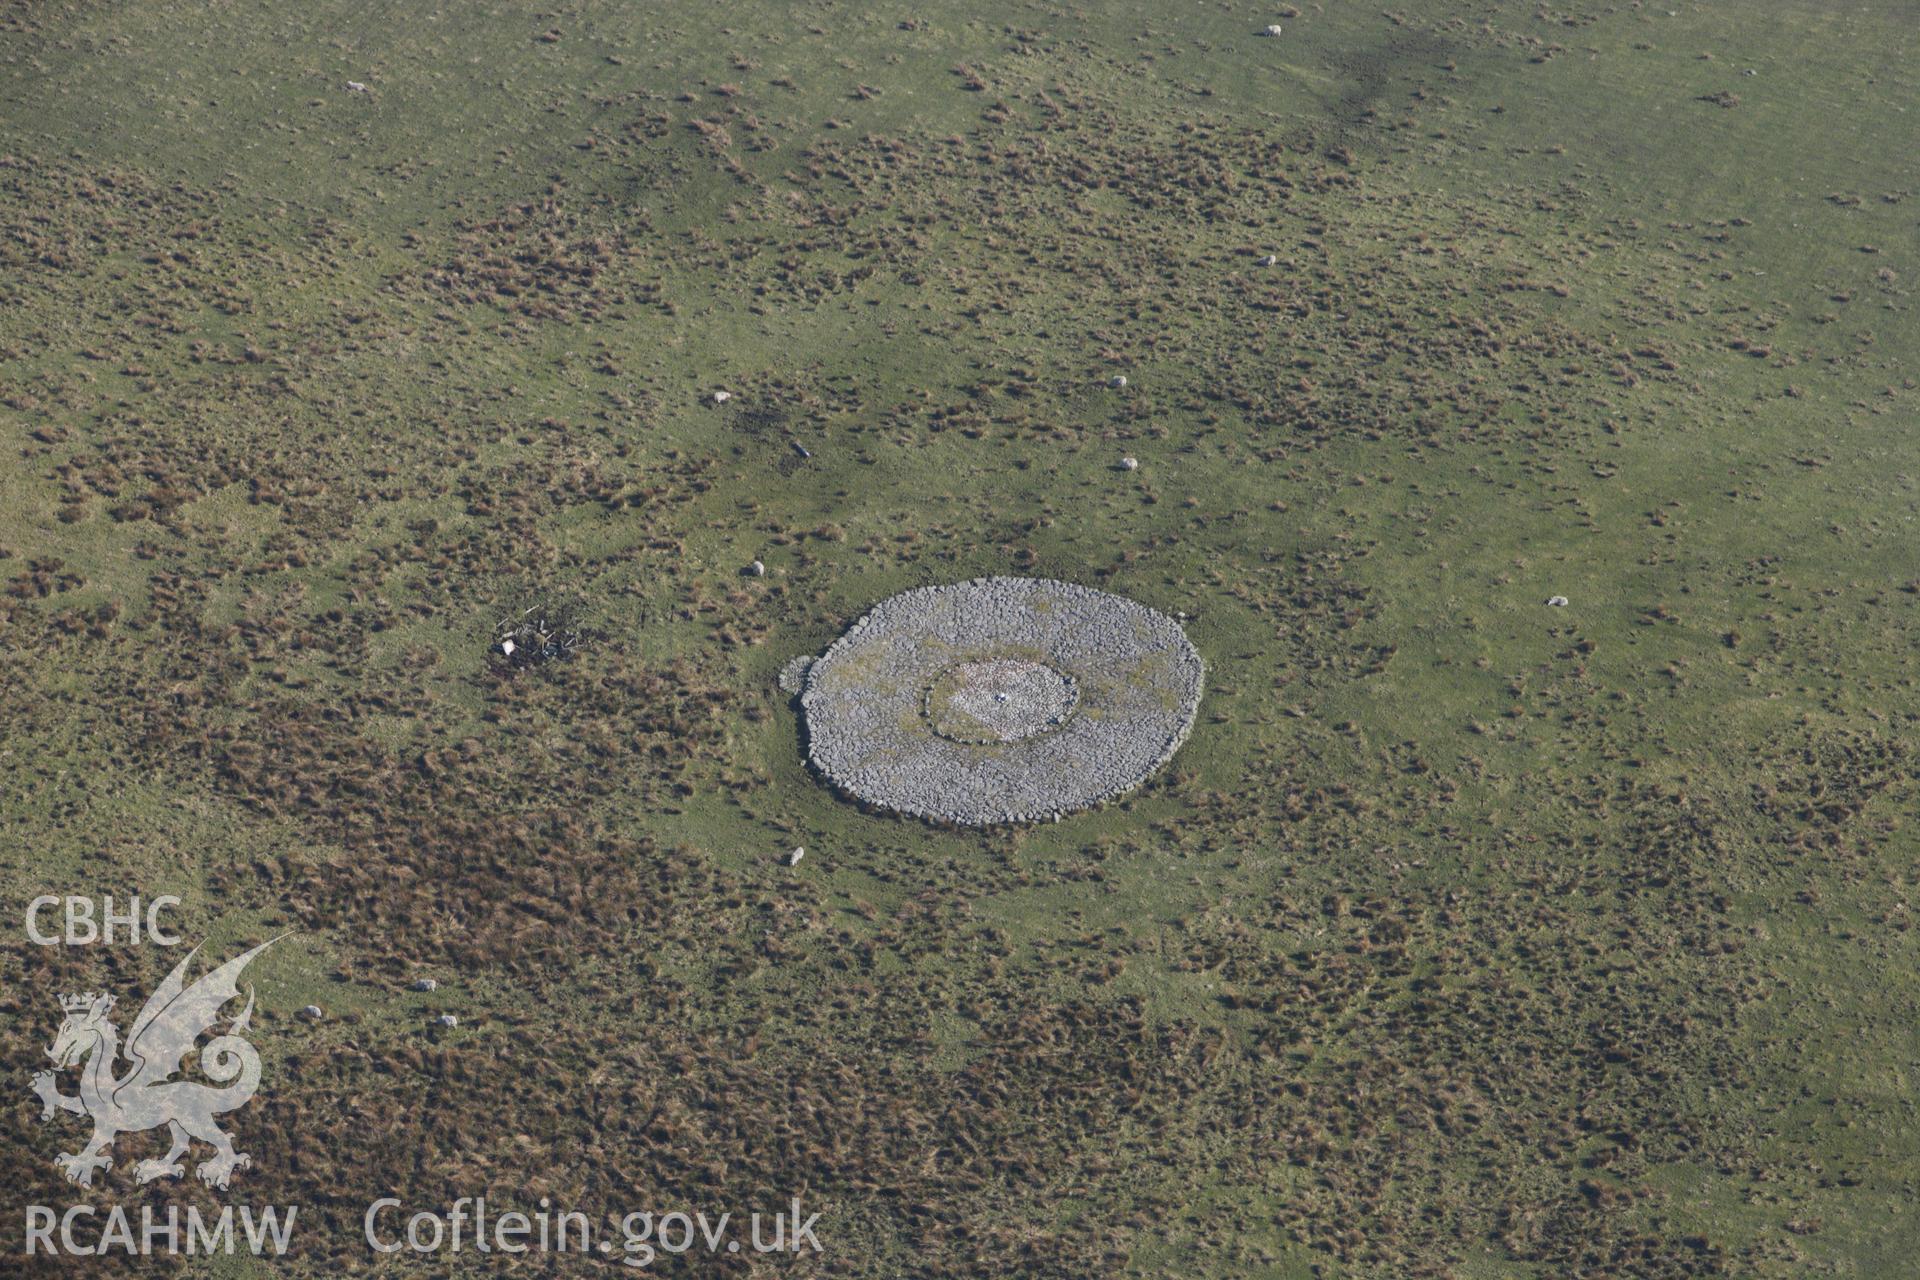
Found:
<box><xmin>2</xmin><ymin>1</ymin><xmax>1917</xmax><ymax>1276</ymax></box>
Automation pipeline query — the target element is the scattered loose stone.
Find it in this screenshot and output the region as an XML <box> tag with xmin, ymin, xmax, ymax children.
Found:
<box><xmin>745</xmin><ymin>560</ymin><xmax>766</xmax><ymax>577</ymax></box>
<box><xmin>800</xmin><ymin>577</ymin><xmax>1204</xmax><ymax>825</ymax></box>
<box><xmin>1119</xmin><ymin>456</ymin><xmax>1139</xmax><ymax>471</ymax></box>
<box><xmin>299</xmin><ymin>1005</ymin><xmax>323</xmax><ymax>1021</ymax></box>
<box><xmin>711</xmin><ymin>390</ymin><xmax>731</xmax><ymax>404</ymax></box>
<box><xmin>409</xmin><ymin>978</ymin><xmax>439</xmax><ymax>992</ymax></box>
<box><xmin>1546</xmin><ymin>595</ymin><xmax>1569</xmax><ymax>607</ymax></box>
<box><xmin>492</xmin><ymin>604</ymin><xmax>582</xmax><ymax>666</ymax></box>
<box><xmin>784</xmin><ymin>847</ymin><xmax>806</xmax><ymax>866</ymax></box>
<box><xmin>777</xmin><ymin>654</ymin><xmax>815</xmax><ymax>695</ymax></box>
<box><xmin>1108</xmin><ymin>374</ymin><xmax>1128</xmax><ymax>388</ymax></box>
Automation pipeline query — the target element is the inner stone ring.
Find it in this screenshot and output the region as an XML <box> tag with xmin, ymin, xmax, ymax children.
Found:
<box><xmin>923</xmin><ymin>657</ymin><xmax>1080</xmax><ymax>744</ymax></box>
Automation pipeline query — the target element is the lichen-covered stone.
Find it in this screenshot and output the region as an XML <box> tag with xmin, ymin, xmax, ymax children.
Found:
<box><xmin>800</xmin><ymin>577</ymin><xmax>1204</xmax><ymax>825</ymax></box>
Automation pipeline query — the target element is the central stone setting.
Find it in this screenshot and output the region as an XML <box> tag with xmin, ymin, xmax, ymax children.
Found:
<box><xmin>925</xmin><ymin>657</ymin><xmax>1078</xmax><ymax>744</ymax></box>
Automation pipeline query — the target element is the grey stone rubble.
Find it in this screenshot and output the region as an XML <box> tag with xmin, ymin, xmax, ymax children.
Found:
<box><xmin>798</xmin><ymin>577</ymin><xmax>1204</xmax><ymax>825</ymax></box>
<box><xmin>778</xmin><ymin>654</ymin><xmax>815</xmax><ymax>695</ymax></box>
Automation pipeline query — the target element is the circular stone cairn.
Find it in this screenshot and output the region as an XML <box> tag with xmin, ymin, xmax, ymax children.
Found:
<box><xmin>800</xmin><ymin>577</ymin><xmax>1204</xmax><ymax>825</ymax></box>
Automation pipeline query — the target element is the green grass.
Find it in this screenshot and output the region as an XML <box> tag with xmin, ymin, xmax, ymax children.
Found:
<box><xmin>2</xmin><ymin>1</ymin><xmax>1917</xmax><ymax>1276</ymax></box>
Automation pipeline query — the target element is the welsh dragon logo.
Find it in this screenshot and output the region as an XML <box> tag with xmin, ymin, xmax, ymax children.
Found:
<box><xmin>30</xmin><ymin>938</ymin><xmax>283</xmax><ymax>1189</ymax></box>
